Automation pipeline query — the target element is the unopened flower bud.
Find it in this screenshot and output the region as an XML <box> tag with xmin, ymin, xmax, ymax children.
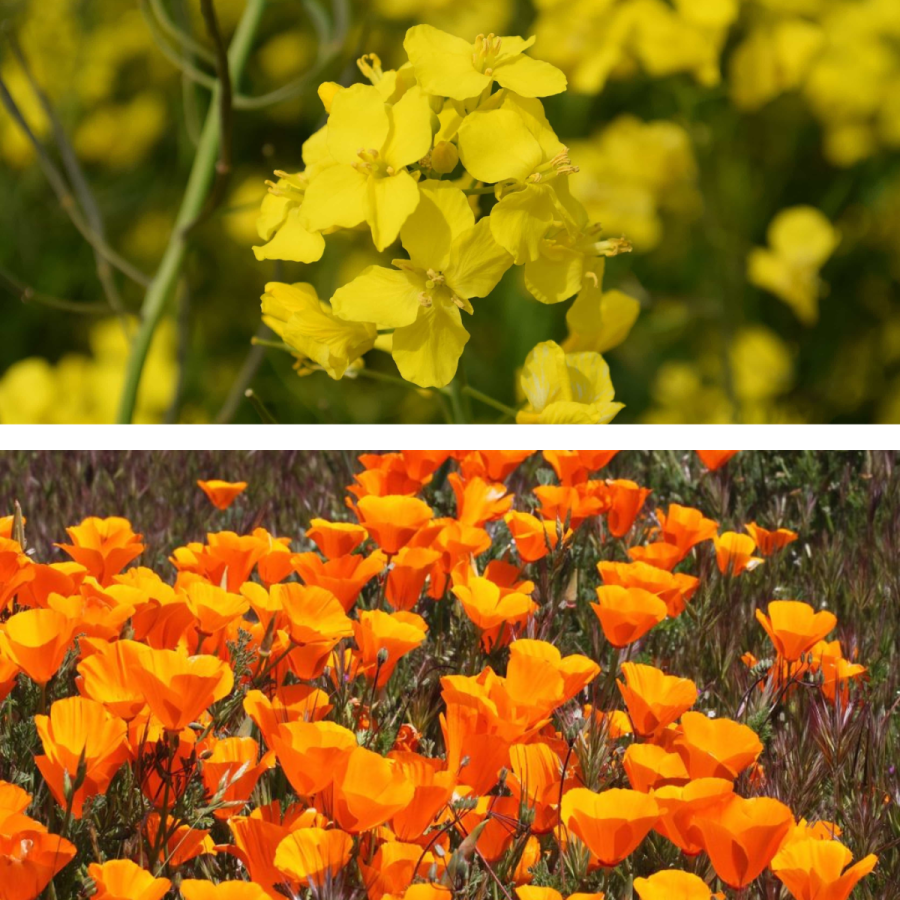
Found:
<box><xmin>431</xmin><ymin>141</ymin><xmax>459</xmax><ymax>175</ymax></box>
<box><xmin>317</xmin><ymin>81</ymin><xmax>342</xmax><ymax>113</ymax></box>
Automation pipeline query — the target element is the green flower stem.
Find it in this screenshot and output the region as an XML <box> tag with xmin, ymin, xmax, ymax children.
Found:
<box><xmin>462</xmin><ymin>385</ymin><xmax>518</xmax><ymax>418</ymax></box>
<box><xmin>116</xmin><ymin>0</ymin><xmax>268</xmax><ymax>424</ymax></box>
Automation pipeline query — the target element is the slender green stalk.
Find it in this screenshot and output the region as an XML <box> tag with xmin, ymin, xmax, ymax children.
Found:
<box><xmin>462</xmin><ymin>385</ymin><xmax>517</xmax><ymax>418</ymax></box>
<box><xmin>117</xmin><ymin>0</ymin><xmax>268</xmax><ymax>423</ymax></box>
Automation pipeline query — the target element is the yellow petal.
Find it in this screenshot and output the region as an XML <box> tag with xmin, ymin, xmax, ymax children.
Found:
<box><xmin>457</xmin><ymin>109</ymin><xmax>542</xmax><ymax>183</ymax></box>
<box><xmin>524</xmin><ymin>247</ymin><xmax>583</xmax><ymax>304</ymax></box>
<box><xmin>493</xmin><ymin>54</ymin><xmax>567</xmax><ymax>98</ymax></box>
<box><xmin>326</xmin><ymin>83</ymin><xmax>390</xmax><ymax>165</ymax></box>
<box><xmin>367</xmin><ymin>169</ymin><xmax>421</xmax><ymax>251</ymax></box>
<box><xmin>331</xmin><ymin>265</ymin><xmax>423</xmax><ymax>329</ymax></box>
<box><xmin>489</xmin><ymin>184</ymin><xmax>558</xmax><ymax>264</ymax></box>
<box><xmin>564</xmin><ymin>280</ymin><xmax>640</xmax><ymax>353</ymax></box>
<box><xmin>445</xmin><ymin>218</ymin><xmax>513</xmax><ymax>299</ymax></box>
<box><xmin>768</xmin><ymin>205</ymin><xmax>839</xmax><ymax>267</ymax></box>
<box><xmin>301</xmin><ymin>164</ymin><xmax>368</xmax><ymax>231</ymax></box>
<box><xmin>252</xmin><ymin>207</ymin><xmax>326</xmax><ymax>263</ymax></box>
<box><xmin>392</xmin><ymin>302</ymin><xmax>469</xmax><ymax>388</ymax></box>
<box><xmin>382</xmin><ymin>85</ymin><xmax>435</xmax><ymax>170</ymax></box>
<box><xmin>301</xmin><ymin>126</ymin><xmax>336</xmax><ymax>179</ymax></box>
<box><xmin>400</xmin><ymin>181</ymin><xmax>474</xmax><ymax>272</ymax></box>
<box><xmin>535</xmin><ymin>399</ymin><xmax>623</xmax><ymax>424</ymax></box>
<box><xmin>404</xmin><ymin>25</ymin><xmax>491</xmax><ymax>101</ymax></box>
<box><xmin>520</xmin><ymin>340</ymin><xmax>571</xmax><ymax>412</ymax></box>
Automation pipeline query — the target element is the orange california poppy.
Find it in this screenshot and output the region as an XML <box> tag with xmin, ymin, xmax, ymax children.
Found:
<box><xmin>627</xmin><ymin>542</ymin><xmax>683</xmax><ymax>572</ymax></box>
<box><xmin>744</xmin><ymin>522</ymin><xmax>798</xmax><ymax>556</ymax></box>
<box><xmin>34</xmin><ymin>696</ymin><xmax>129</xmax><ymax>818</ymax></box>
<box><xmin>200</xmin><ymin>736</ymin><xmax>272</xmax><ymax>819</ymax></box>
<box><xmin>770</xmin><ymin>836</ymin><xmax>877</xmax><ymax>900</ymax></box>
<box><xmin>634</xmin><ymin>870</ymin><xmax>715</xmax><ymax>900</ymax></box>
<box><xmin>389</xmin><ymin>751</ymin><xmax>457</xmax><ymax>842</ymax></box>
<box><xmin>532</xmin><ymin>484</ymin><xmax>609</xmax><ymax>531</ymax></box>
<box><xmin>306</xmin><ymin>519</ymin><xmax>369</xmax><ymax>560</ymax></box>
<box><xmin>453</xmin><ymin>577</ymin><xmax>537</xmax><ymax>650</ymax></box>
<box><xmin>352</xmin><ymin>609</ymin><xmax>427</xmax><ymax>686</ymax></box>
<box><xmin>348</xmin><ymin>466</ymin><xmax>425</xmax><ymax>501</ymax></box>
<box><xmin>713</xmin><ymin>532</ymin><xmax>762</xmax><ymax>576</ymax></box>
<box><xmin>656</xmin><ymin>505</ymin><xmax>718</xmax><ymax>556</ymax></box>
<box><xmin>355</xmin><ymin>495</ymin><xmax>433</xmax><ymax>555</ymax></box>
<box><xmin>695</xmin><ymin>451</ymin><xmax>739</xmax><ymax>471</ymax></box>
<box><xmin>606</xmin><ymin>480</ymin><xmax>651</xmax><ymax>538</ymax></box>
<box><xmin>182</xmin><ymin>581</ymin><xmax>250</xmax><ymax>634</ymax></box>
<box><xmin>0</xmin><ymin>538</ymin><xmax>33</xmax><ymax>612</ymax></box>
<box><xmin>618</xmin><ymin>663</ymin><xmax>697</xmax><ymax>736</ymax></box>
<box><xmin>623</xmin><ymin>743</ymin><xmax>691</xmax><ymax>792</ymax></box>
<box><xmin>197</xmin><ymin>479</ymin><xmax>248</xmax><ymax>510</ymax></box>
<box><xmin>0</xmin><ymin>608</ymin><xmax>75</xmax><ymax>684</ymax></box>
<box><xmin>270</xmin><ymin>720</ymin><xmax>357</xmax><ymax>797</ymax></box>
<box><xmin>673</xmin><ymin>712</ymin><xmax>763</xmax><ymax>780</ymax></box>
<box><xmin>400</xmin><ymin>450</ymin><xmax>454</xmax><ymax>481</ymax></box>
<box><xmin>756</xmin><ymin>600</ymin><xmax>837</xmax><ymax>661</ymax></box>
<box><xmin>0</xmin><ymin>827</ymin><xmax>77</xmax><ymax>900</ymax></box>
<box><xmin>693</xmin><ymin>794</ymin><xmax>794</xmax><ymax>887</ymax></box>
<box><xmin>274</xmin><ymin>827</ymin><xmax>354</xmax><ymax>889</ymax></box>
<box><xmin>253</xmin><ymin>528</ymin><xmax>294</xmax><ymax>585</ymax></box>
<box><xmin>462</xmin><ymin>450</ymin><xmax>536</xmax><ymax>482</ymax></box>
<box><xmin>505</xmin><ymin>639</ymin><xmax>600</xmax><ymax>717</ymax></box>
<box><xmin>180</xmin><ymin>880</ymin><xmax>269</xmax><ymax>900</ymax></box>
<box><xmin>508</xmin><ymin>741</ymin><xmax>565</xmax><ymax>832</ymax></box>
<box><xmin>450</xmin><ymin>473</ymin><xmax>513</xmax><ymax>527</ymax></box>
<box><xmin>143</xmin><ymin>814</ymin><xmax>215</xmax><ymax>867</ymax></box>
<box><xmin>358</xmin><ymin>839</ymin><xmax>442</xmax><ymax>900</ymax></box>
<box><xmin>291</xmin><ymin>550</ymin><xmax>386</xmax><ymax>611</ymax></box>
<box><xmin>543</xmin><ymin>450</ymin><xmax>618</xmax><ymax>485</ymax></box>
<box><xmin>597</xmin><ymin>560</ymin><xmax>698</xmax><ymax>618</ymax></box>
<box><xmin>131</xmin><ymin>647</ymin><xmax>234</xmax><ymax>732</ymax></box>
<box><xmin>504</xmin><ymin>511</ymin><xmax>570</xmax><ymax>563</ymax></box>
<box><xmin>650</xmin><ymin>777</ymin><xmax>734</xmax><ymax>855</ymax></box>
<box><xmin>561</xmin><ymin>787</ymin><xmax>659</xmax><ymax>866</ymax></box>
<box><xmin>327</xmin><ymin>746</ymin><xmax>415</xmax><ymax>833</ymax></box>
<box><xmin>592</xmin><ymin>586</ymin><xmax>667</xmax><ymax>648</ymax></box>
<box><xmin>87</xmin><ymin>859</ymin><xmax>171</xmax><ymax>900</ymax></box>
<box><xmin>0</xmin><ymin>652</ymin><xmax>18</xmax><ymax>706</ymax></box>
<box><xmin>242</xmin><ymin>684</ymin><xmax>333</xmax><ymax>748</ymax></box>
<box><xmin>385</xmin><ymin>546</ymin><xmax>442</xmax><ymax>611</ymax></box>
<box><xmin>812</xmin><ymin>640</ymin><xmax>867</xmax><ymax>705</ymax></box>
<box><xmin>76</xmin><ymin>639</ymin><xmax>149</xmax><ymax>720</ymax></box>
<box><xmin>56</xmin><ymin>516</ymin><xmax>144</xmax><ymax>585</ymax></box>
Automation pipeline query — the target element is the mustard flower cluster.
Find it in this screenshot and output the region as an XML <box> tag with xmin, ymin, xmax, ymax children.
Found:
<box><xmin>253</xmin><ymin>26</ymin><xmax>638</xmax><ymax>423</ymax></box>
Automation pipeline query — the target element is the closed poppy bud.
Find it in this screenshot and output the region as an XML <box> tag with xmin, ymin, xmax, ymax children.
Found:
<box><xmin>756</xmin><ymin>600</ymin><xmax>837</xmax><ymax>661</ymax></box>
<box><xmin>561</xmin><ymin>786</ymin><xmax>659</xmax><ymax>866</ymax></box>
<box><xmin>275</xmin><ymin>827</ymin><xmax>354</xmax><ymax>889</ymax></box>
<box><xmin>618</xmin><ymin>663</ymin><xmax>698</xmax><ymax>736</ymax></box>
<box><xmin>0</xmin><ymin>607</ymin><xmax>75</xmax><ymax>684</ymax></box>
<box><xmin>87</xmin><ymin>859</ymin><xmax>171</xmax><ymax>900</ymax></box>
<box><xmin>432</xmin><ymin>140</ymin><xmax>459</xmax><ymax>174</ymax></box>
<box><xmin>744</xmin><ymin>522</ymin><xmax>798</xmax><ymax>556</ymax></box>
<box><xmin>634</xmin><ymin>869</ymin><xmax>714</xmax><ymax>899</ymax></box>
<box><xmin>770</xmin><ymin>836</ymin><xmax>877</xmax><ymax>900</ymax></box>
<box><xmin>180</xmin><ymin>880</ymin><xmax>269</xmax><ymax>900</ymax></box>
<box><xmin>713</xmin><ymin>532</ymin><xmax>762</xmax><ymax>576</ymax></box>
<box><xmin>197</xmin><ymin>480</ymin><xmax>247</xmax><ymax>510</ymax></box>
<box><xmin>592</xmin><ymin>585</ymin><xmax>667</xmax><ymax>647</ymax></box>
<box><xmin>695</xmin><ymin>451</ymin><xmax>739</xmax><ymax>471</ymax></box>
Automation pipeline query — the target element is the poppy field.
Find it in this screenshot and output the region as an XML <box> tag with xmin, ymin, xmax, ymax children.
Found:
<box><xmin>0</xmin><ymin>449</ymin><xmax>898</xmax><ymax>899</ymax></box>
<box><xmin>4</xmin><ymin>1</ymin><xmax>900</xmax><ymax>423</ymax></box>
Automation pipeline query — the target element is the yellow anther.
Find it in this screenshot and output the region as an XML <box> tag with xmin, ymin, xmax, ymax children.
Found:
<box><xmin>386</xmin><ymin>166</ymin><xmax>395</xmax><ymax>176</ymax></box>
<box><xmin>584</xmin><ymin>270</ymin><xmax>599</xmax><ymax>287</ymax></box>
<box><xmin>418</xmin><ymin>292</ymin><xmax>433</xmax><ymax>308</ymax></box>
<box><xmin>485</xmin><ymin>67</ymin><xmax>493</xmax><ymax>77</ymax></box>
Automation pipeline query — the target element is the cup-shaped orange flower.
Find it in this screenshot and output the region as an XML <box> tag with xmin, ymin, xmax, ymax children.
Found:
<box><xmin>561</xmin><ymin>787</ymin><xmax>659</xmax><ymax>866</ymax></box>
<box><xmin>627</xmin><ymin>542</ymin><xmax>683</xmax><ymax>572</ymax></box>
<box><xmin>76</xmin><ymin>639</ymin><xmax>149</xmax><ymax>720</ymax></box>
<box><xmin>328</xmin><ymin>746</ymin><xmax>415</xmax><ymax>833</ymax></box>
<box><xmin>673</xmin><ymin>712</ymin><xmax>763</xmax><ymax>780</ymax></box>
<box><xmin>695</xmin><ymin>450</ymin><xmax>739</xmax><ymax>471</ymax></box>
<box><xmin>277</xmin><ymin>583</ymin><xmax>355</xmax><ymax>646</ymax></box>
<box><xmin>463</xmin><ymin>450</ymin><xmax>536</xmax><ymax>482</ymax></box>
<box><xmin>634</xmin><ymin>869</ymin><xmax>714</xmax><ymax>900</ymax></box>
<box><xmin>598</xmin><ymin>560</ymin><xmax>698</xmax><ymax>617</ymax></box>
<box><xmin>592</xmin><ymin>586</ymin><xmax>667</xmax><ymax>648</ymax></box>
<box><xmin>56</xmin><ymin>516</ymin><xmax>144</xmax><ymax>585</ymax></box>
<box><xmin>813</xmin><ymin>640</ymin><xmax>867</xmax><ymax>705</ymax></box>
<box><xmin>389</xmin><ymin>751</ymin><xmax>457</xmax><ymax>842</ymax></box>
<box><xmin>0</xmin><ymin>608</ymin><xmax>75</xmax><ymax>685</ymax></box>
<box><xmin>533</xmin><ymin>484</ymin><xmax>608</xmax><ymax>531</ymax></box>
<box><xmin>386</xmin><ymin>546</ymin><xmax>442</xmax><ymax>610</ymax></box>
<box><xmin>0</xmin><ymin>827</ymin><xmax>77</xmax><ymax>900</ymax></box>
<box><xmin>270</xmin><ymin>720</ymin><xmax>357</xmax><ymax>797</ymax></box>
<box><xmin>744</xmin><ymin>522</ymin><xmax>798</xmax><ymax>556</ymax></box>
<box><xmin>505</xmin><ymin>511</ymin><xmax>570</xmax><ymax>562</ymax></box>
<box><xmin>291</xmin><ymin>550</ymin><xmax>386</xmax><ymax>611</ymax></box>
<box><xmin>306</xmin><ymin>519</ymin><xmax>369</xmax><ymax>559</ymax></box>
<box><xmin>756</xmin><ymin>600</ymin><xmax>837</xmax><ymax>661</ymax></box>
<box><xmin>605</xmin><ymin>479</ymin><xmax>651</xmax><ymax>537</ymax></box>
<box><xmin>693</xmin><ymin>794</ymin><xmax>794</xmax><ymax>887</ymax></box>
<box><xmin>623</xmin><ymin>744</ymin><xmax>690</xmax><ymax>792</ymax></box>
<box><xmin>131</xmin><ymin>647</ymin><xmax>234</xmax><ymax>732</ymax></box>
<box><xmin>87</xmin><ymin>859</ymin><xmax>171</xmax><ymax>900</ymax></box>
<box><xmin>353</xmin><ymin>609</ymin><xmax>427</xmax><ymax>686</ymax></box>
<box><xmin>451</xmin><ymin>473</ymin><xmax>514</xmax><ymax>527</ymax></box>
<box><xmin>201</xmin><ymin>736</ymin><xmax>272</xmax><ymax>819</ymax></box>
<box><xmin>355</xmin><ymin>495</ymin><xmax>433</xmax><ymax>555</ymax></box>
<box><xmin>618</xmin><ymin>663</ymin><xmax>697</xmax><ymax>736</ymax></box>
<box><xmin>650</xmin><ymin>777</ymin><xmax>734</xmax><ymax>855</ymax></box>
<box><xmin>180</xmin><ymin>880</ymin><xmax>269</xmax><ymax>900</ymax></box>
<box><xmin>657</xmin><ymin>505</ymin><xmax>718</xmax><ymax>555</ymax></box>
<box><xmin>35</xmin><ymin>697</ymin><xmax>129</xmax><ymax>817</ymax></box>
<box><xmin>275</xmin><ymin>827</ymin><xmax>354</xmax><ymax>889</ymax></box>
<box><xmin>770</xmin><ymin>836</ymin><xmax>877</xmax><ymax>900</ymax></box>
<box><xmin>358</xmin><ymin>838</ymin><xmax>442</xmax><ymax>900</ymax></box>
<box><xmin>453</xmin><ymin>577</ymin><xmax>537</xmax><ymax>650</ymax></box>
<box><xmin>182</xmin><ymin>581</ymin><xmax>250</xmax><ymax>634</ymax></box>
<box><xmin>713</xmin><ymin>532</ymin><xmax>762</xmax><ymax>576</ymax></box>
<box><xmin>243</xmin><ymin>684</ymin><xmax>333</xmax><ymax>748</ymax></box>
<box><xmin>197</xmin><ymin>479</ymin><xmax>247</xmax><ymax>510</ymax></box>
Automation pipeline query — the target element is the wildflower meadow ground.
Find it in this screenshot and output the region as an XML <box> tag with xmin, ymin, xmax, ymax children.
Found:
<box><xmin>0</xmin><ymin>449</ymin><xmax>897</xmax><ymax>899</ymax></box>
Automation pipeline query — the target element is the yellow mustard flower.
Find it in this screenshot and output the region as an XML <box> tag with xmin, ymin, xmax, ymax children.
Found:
<box><xmin>517</xmin><ymin>340</ymin><xmax>623</xmax><ymax>423</ymax></box>
<box><xmin>563</xmin><ymin>269</ymin><xmax>641</xmax><ymax>354</ymax></box>
<box><xmin>404</xmin><ymin>25</ymin><xmax>566</xmax><ymax>102</ymax></box>
<box><xmin>330</xmin><ymin>181</ymin><xmax>512</xmax><ymax>387</ymax></box>
<box><xmin>729</xmin><ymin>326</ymin><xmax>794</xmax><ymax>403</ymax></box>
<box><xmin>300</xmin><ymin>83</ymin><xmax>434</xmax><ymax>251</ymax></box>
<box><xmin>747</xmin><ymin>205</ymin><xmax>840</xmax><ymax>325</ymax></box>
<box><xmin>261</xmin><ymin>282</ymin><xmax>377</xmax><ymax>380</ymax></box>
